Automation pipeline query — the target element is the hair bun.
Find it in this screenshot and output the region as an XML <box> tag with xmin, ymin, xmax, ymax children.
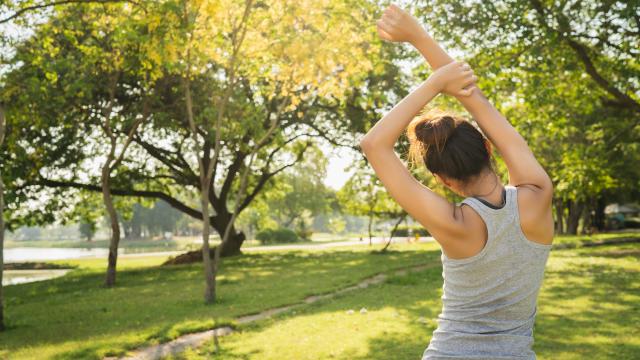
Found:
<box><xmin>413</xmin><ymin>115</ymin><xmax>456</xmax><ymax>153</ymax></box>
<box><xmin>406</xmin><ymin>110</ymin><xmax>492</xmax><ymax>181</ymax></box>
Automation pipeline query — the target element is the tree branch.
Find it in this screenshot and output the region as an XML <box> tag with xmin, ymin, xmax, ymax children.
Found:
<box><xmin>0</xmin><ymin>0</ymin><xmax>138</xmax><ymax>24</ymax></box>
<box><xmin>34</xmin><ymin>177</ymin><xmax>209</xmax><ymax>221</ymax></box>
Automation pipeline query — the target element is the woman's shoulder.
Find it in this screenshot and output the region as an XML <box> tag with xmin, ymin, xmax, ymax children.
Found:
<box><xmin>512</xmin><ymin>184</ymin><xmax>555</xmax><ymax>246</ymax></box>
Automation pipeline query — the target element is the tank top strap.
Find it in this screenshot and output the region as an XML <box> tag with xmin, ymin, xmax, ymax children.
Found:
<box><xmin>459</xmin><ymin>186</ymin><xmax>517</xmax><ymax>230</ymax></box>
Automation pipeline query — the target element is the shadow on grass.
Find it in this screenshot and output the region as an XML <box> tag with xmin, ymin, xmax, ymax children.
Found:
<box><xmin>185</xmin><ymin>266</ymin><xmax>443</xmax><ymax>360</ymax></box>
<box><xmin>188</xmin><ymin>245</ymin><xmax>640</xmax><ymax>360</ymax></box>
<box><xmin>1</xmin><ymin>247</ymin><xmax>441</xmax><ymax>359</ymax></box>
<box><xmin>533</xmin><ymin>258</ymin><xmax>640</xmax><ymax>359</ymax></box>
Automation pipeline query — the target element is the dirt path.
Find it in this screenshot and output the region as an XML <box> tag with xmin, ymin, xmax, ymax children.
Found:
<box><xmin>107</xmin><ymin>261</ymin><xmax>440</xmax><ymax>360</ymax></box>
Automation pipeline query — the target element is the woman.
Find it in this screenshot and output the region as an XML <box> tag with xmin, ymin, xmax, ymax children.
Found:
<box><xmin>360</xmin><ymin>4</ymin><xmax>554</xmax><ymax>360</ymax></box>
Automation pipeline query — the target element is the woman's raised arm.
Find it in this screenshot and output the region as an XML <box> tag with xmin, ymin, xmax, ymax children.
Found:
<box><xmin>377</xmin><ymin>5</ymin><xmax>553</xmax><ymax>196</ymax></box>
<box><xmin>359</xmin><ymin>60</ymin><xmax>477</xmax><ymax>244</ymax></box>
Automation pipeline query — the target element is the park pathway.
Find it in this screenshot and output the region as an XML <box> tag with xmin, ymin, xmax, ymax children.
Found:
<box><xmin>106</xmin><ymin>260</ymin><xmax>440</xmax><ymax>360</ymax></box>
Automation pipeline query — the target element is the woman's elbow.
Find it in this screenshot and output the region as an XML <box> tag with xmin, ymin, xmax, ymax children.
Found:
<box><xmin>359</xmin><ymin>136</ymin><xmax>375</xmax><ymax>154</ymax></box>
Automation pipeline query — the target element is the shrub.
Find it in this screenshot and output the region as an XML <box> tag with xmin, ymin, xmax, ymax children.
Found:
<box><xmin>295</xmin><ymin>228</ymin><xmax>313</xmax><ymax>241</ymax></box>
<box><xmin>256</xmin><ymin>227</ymin><xmax>300</xmax><ymax>244</ymax></box>
<box><xmin>393</xmin><ymin>225</ymin><xmax>430</xmax><ymax>237</ymax></box>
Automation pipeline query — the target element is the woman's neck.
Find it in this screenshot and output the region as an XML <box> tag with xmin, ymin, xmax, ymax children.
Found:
<box><xmin>463</xmin><ymin>170</ymin><xmax>504</xmax><ymax>205</ymax></box>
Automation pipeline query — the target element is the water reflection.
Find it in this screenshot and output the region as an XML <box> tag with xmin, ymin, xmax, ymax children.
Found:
<box><xmin>4</xmin><ymin>247</ymin><xmax>110</xmax><ymax>262</ymax></box>
<box><xmin>3</xmin><ymin>269</ymin><xmax>72</xmax><ymax>286</ymax></box>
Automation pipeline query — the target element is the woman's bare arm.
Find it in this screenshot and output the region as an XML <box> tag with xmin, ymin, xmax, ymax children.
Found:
<box><xmin>359</xmin><ymin>60</ymin><xmax>477</xmax><ymax>244</ymax></box>
<box><xmin>378</xmin><ymin>5</ymin><xmax>553</xmax><ymax>196</ymax></box>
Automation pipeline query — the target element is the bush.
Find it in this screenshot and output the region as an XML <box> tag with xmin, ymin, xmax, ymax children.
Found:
<box><xmin>393</xmin><ymin>225</ymin><xmax>430</xmax><ymax>237</ymax></box>
<box><xmin>295</xmin><ymin>228</ymin><xmax>313</xmax><ymax>241</ymax></box>
<box><xmin>256</xmin><ymin>227</ymin><xmax>300</xmax><ymax>244</ymax></box>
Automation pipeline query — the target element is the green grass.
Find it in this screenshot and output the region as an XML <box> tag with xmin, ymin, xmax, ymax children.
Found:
<box><xmin>0</xmin><ymin>242</ymin><xmax>442</xmax><ymax>359</ymax></box>
<box><xmin>552</xmin><ymin>230</ymin><xmax>640</xmax><ymax>247</ymax></box>
<box><xmin>174</xmin><ymin>243</ymin><xmax>640</xmax><ymax>360</ymax></box>
<box><xmin>1</xmin><ymin>232</ymin><xmax>638</xmax><ymax>359</ymax></box>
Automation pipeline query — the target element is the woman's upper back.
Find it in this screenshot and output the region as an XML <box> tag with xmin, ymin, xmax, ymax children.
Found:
<box><xmin>440</xmin><ymin>186</ymin><xmax>552</xmax><ymax>321</ymax></box>
<box><xmin>427</xmin><ymin>185</ymin><xmax>552</xmax><ymax>357</ymax></box>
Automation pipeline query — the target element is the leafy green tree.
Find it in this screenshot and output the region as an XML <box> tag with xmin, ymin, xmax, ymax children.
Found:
<box><xmin>0</xmin><ymin>104</ymin><xmax>6</xmax><ymax>331</ymax></box>
<box><xmin>337</xmin><ymin>163</ymin><xmax>406</xmax><ymax>245</ymax></box>
<box><xmin>415</xmin><ymin>0</ymin><xmax>639</xmax><ymax>233</ymax></box>
<box><xmin>79</xmin><ymin>220</ymin><xmax>97</xmax><ymax>241</ymax></box>
<box><xmin>263</xmin><ymin>145</ymin><xmax>331</xmax><ymax>235</ymax></box>
<box><xmin>2</xmin><ymin>0</ymin><xmax>383</xmax><ymax>301</ymax></box>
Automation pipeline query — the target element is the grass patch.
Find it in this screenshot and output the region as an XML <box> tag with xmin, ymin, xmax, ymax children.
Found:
<box><xmin>2</xmin><ymin>232</ymin><xmax>639</xmax><ymax>359</ymax></box>
<box><xmin>176</xmin><ymin>243</ymin><xmax>640</xmax><ymax>360</ymax></box>
<box><xmin>0</xmin><ymin>242</ymin><xmax>441</xmax><ymax>359</ymax></box>
<box><xmin>552</xmin><ymin>230</ymin><xmax>640</xmax><ymax>248</ymax></box>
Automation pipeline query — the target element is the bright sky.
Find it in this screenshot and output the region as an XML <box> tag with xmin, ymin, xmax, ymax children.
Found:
<box><xmin>322</xmin><ymin>142</ymin><xmax>360</xmax><ymax>190</ymax></box>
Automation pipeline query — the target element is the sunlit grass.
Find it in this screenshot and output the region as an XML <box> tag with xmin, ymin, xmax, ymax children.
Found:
<box><xmin>553</xmin><ymin>230</ymin><xmax>640</xmax><ymax>247</ymax></box>
<box><xmin>0</xmin><ymin>242</ymin><xmax>441</xmax><ymax>359</ymax></box>
<box><xmin>175</xmin><ymin>243</ymin><xmax>640</xmax><ymax>360</ymax></box>
<box><xmin>1</xmin><ymin>233</ymin><xmax>638</xmax><ymax>359</ymax></box>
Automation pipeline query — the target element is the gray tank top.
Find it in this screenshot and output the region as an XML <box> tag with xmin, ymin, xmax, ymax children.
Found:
<box><xmin>422</xmin><ymin>185</ymin><xmax>552</xmax><ymax>360</ymax></box>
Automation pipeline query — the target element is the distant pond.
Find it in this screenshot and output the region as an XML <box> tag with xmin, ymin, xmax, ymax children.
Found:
<box><xmin>4</xmin><ymin>247</ymin><xmax>110</xmax><ymax>263</ymax></box>
<box><xmin>3</xmin><ymin>269</ymin><xmax>72</xmax><ymax>286</ymax></box>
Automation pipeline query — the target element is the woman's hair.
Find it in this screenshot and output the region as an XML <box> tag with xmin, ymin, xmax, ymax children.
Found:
<box><xmin>406</xmin><ymin>109</ymin><xmax>492</xmax><ymax>183</ymax></box>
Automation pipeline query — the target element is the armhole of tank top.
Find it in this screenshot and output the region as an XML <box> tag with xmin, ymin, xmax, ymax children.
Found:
<box><xmin>445</xmin><ymin>199</ymin><xmax>493</xmax><ymax>264</ymax></box>
<box><xmin>510</xmin><ymin>185</ymin><xmax>553</xmax><ymax>250</ymax></box>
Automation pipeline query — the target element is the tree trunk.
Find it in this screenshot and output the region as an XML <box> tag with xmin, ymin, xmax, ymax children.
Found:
<box><xmin>162</xmin><ymin>231</ymin><xmax>244</xmax><ymax>265</ymax></box>
<box><xmin>1</xmin><ymin>105</ymin><xmax>6</xmax><ymax>331</ymax></box>
<box><xmin>594</xmin><ymin>194</ymin><xmax>606</xmax><ymax>231</ymax></box>
<box><xmin>381</xmin><ymin>213</ymin><xmax>407</xmax><ymax>252</ymax></box>
<box><xmin>123</xmin><ymin>223</ymin><xmax>132</xmax><ymax>240</ymax></box>
<box><xmin>211</xmin><ymin>233</ymin><xmax>223</xmax><ymax>301</ymax></box>
<box><xmin>103</xmin><ymin>164</ymin><xmax>121</xmax><ymax>287</ymax></box>
<box><xmin>0</xmin><ymin>152</ymin><xmax>5</xmax><ymax>331</ymax></box>
<box><xmin>367</xmin><ymin>210</ymin><xmax>373</xmax><ymax>246</ymax></box>
<box><xmin>132</xmin><ymin>221</ymin><xmax>142</xmax><ymax>240</ymax></box>
<box><xmin>554</xmin><ymin>197</ymin><xmax>564</xmax><ymax>234</ymax></box>
<box><xmin>200</xmin><ymin>187</ymin><xmax>215</xmax><ymax>303</ymax></box>
<box><xmin>566</xmin><ymin>199</ymin><xmax>584</xmax><ymax>235</ymax></box>
<box><xmin>579</xmin><ymin>201</ymin><xmax>592</xmax><ymax>235</ymax></box>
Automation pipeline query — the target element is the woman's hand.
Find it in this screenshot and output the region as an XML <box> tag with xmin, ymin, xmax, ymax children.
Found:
<box><xmin>376</xmin><ymin>4</ymin><xmax>427</xmax><ymax>44</ymax></box>
<box><xmin>428</xmin><ymin>61</ymin><xmax>478</xmax><ymax>97</ymax></box>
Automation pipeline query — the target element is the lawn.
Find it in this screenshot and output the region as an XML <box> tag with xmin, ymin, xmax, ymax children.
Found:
<box><xmin>0</xmin><ymin>242</ymin><xmax>441</xmax><ymax>359</ymax></box>
<box><xmin>174</xmin><ymin>243</ymin><xmax>640</xmax><ymax>360</ymax></box>
<box><xmin>0</xmin><ymin>232</ymin><xmax>638</xmax><ymax>359</ymax></box>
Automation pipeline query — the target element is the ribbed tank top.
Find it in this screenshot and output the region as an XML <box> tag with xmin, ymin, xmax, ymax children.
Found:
<box><xmin>422</xmin><ymin>185</ymin><xmax>552</xmax><ymax>360</ymax></box>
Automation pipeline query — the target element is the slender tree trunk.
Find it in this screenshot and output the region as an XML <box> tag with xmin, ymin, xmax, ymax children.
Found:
<box><xmin>566</xmin><ymin>199</ymin><xmax>584</xmax><ymax>235</ymax></box>
<box><xmin>200</xmin><ymin>187</ymin><xmax>215</xmax><ymax>303</ymax></box>
<box><xmin>0</xmin><ymin>160</ymin><xmax>4</xmax><ymax>332</ymax></box>
<box><xmin>103</xmin><ymin>163</ymin><xmax>121</xmax><ymax>287</ymax></box>
<box><xmin>580</xmin><ymin>197</ymin><xmax>596</xmax><ymax>235</ymax></box>
<box><xmin>381</xmin><ymin>213</ymin><xmax>407</xmax><ymax>252</ymax></box>
<box><xmin>211</xmin><ymin>231</ymin><xmax>222</xmax><ymax>301</ymax></box>
<box><xmin>367</xmin><ymin>210</ymin><xmax>373</xmax><ymax>246</ymax></box>
<box><xmin>1</xmin><ymin>105</ymin><xmax>6</xmax><ymax>331</ymax></box>
<box><xmin>594</xmin><ymin>194</ymin><xmax>606</xmax><ymax>231</ymax></box>
<box><xmin>554</xmin><ymin>197</ymin><xmax>564</xmax><ymax>234</ymax></box>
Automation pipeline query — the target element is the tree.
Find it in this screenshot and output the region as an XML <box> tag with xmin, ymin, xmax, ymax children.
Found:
<box><xmin>263</xmin><ymin>145</ymin><xmax>331</xmax><ymax>235</ymax></box>
<box><xmin>337</xmin><ymin>163</ymin><xmax>406</xmax><ymax>246</ymax></box>
<box><xmin>2</xmin><ymin>0</ymin><xmax>382</xmax><ymax>301</ymax></box>
<box><xmin>416</xmin><ymin>0</ymin><xmax>640</xmax><ymax>233</ymax></box>
<box><xmin>0</xmin><ymin>104</ymin><xmax>6</xmax><ymax>331</ymax></box>
<box><xmin>79</xmin><ymin>220</ymin><xmax>96</xmax><ymax>241</ymax></box>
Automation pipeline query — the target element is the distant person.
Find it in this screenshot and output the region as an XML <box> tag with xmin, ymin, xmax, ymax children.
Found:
<box><xmin>360</xmin><ymin>5</ymin><xmax>554</xmax><ymax>359</ymax></box>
